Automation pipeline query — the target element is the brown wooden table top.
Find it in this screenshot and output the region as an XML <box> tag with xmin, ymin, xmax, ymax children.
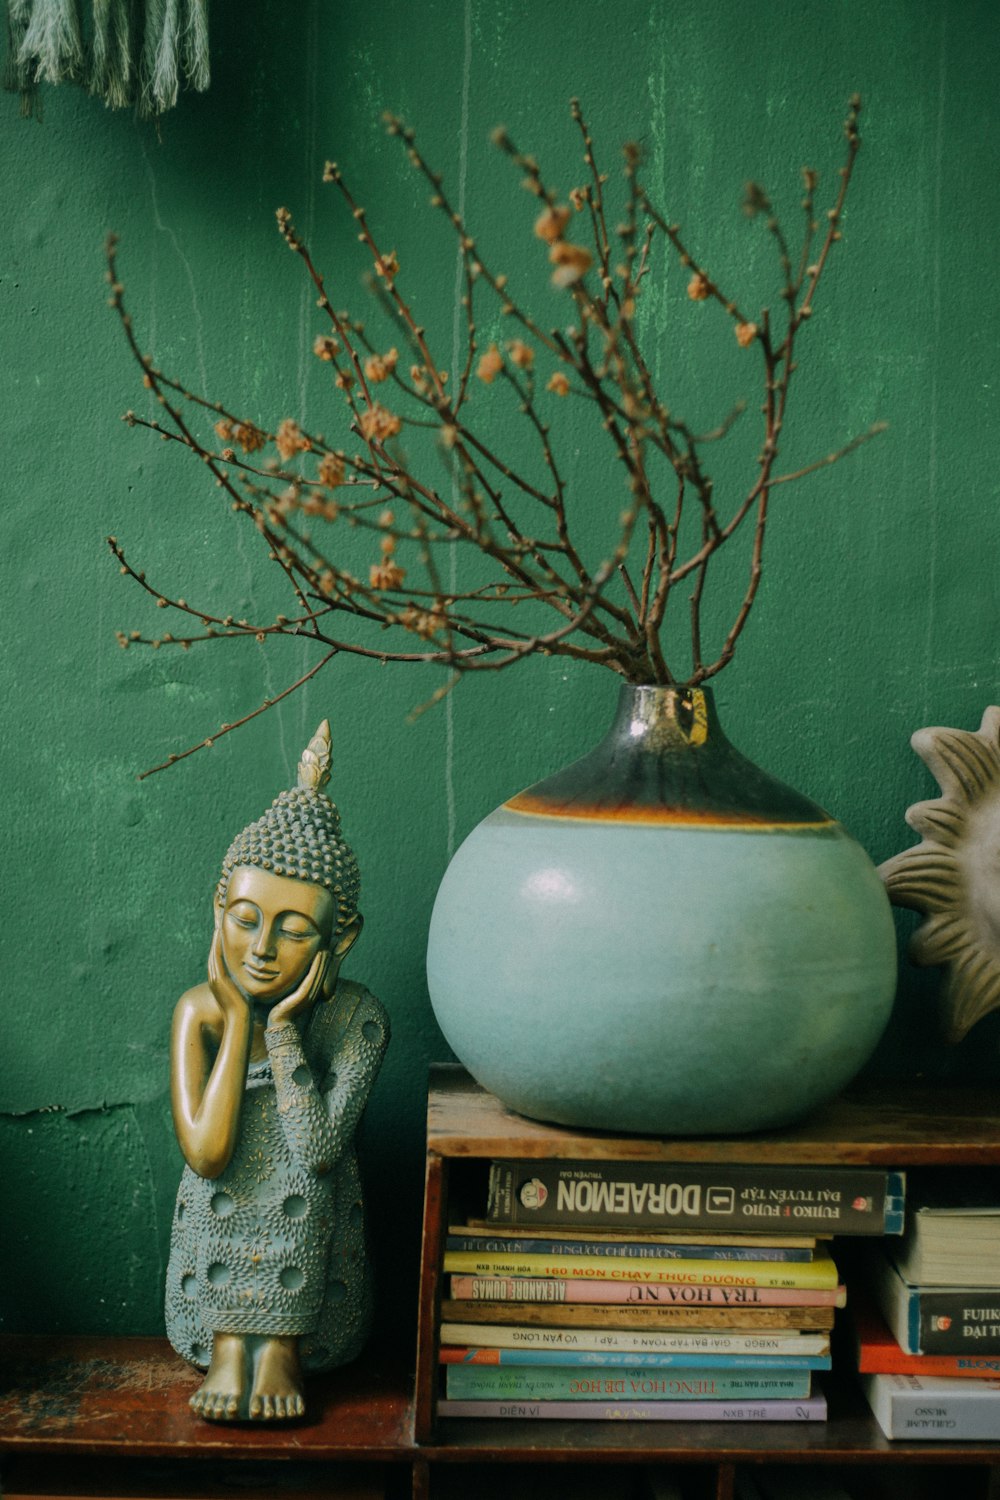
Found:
<box><xmin>0</xmin><ymin>1336</ymin><xmax>413</xmax><ymax>1461</ymax></box>
<box><xmin>427</xmin><ymin>1064</ymin><xmax>1000</xmax><ymax>1164</ymax></box>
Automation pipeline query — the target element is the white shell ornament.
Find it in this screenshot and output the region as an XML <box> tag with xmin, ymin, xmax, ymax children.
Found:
<box><xmin>880</xmin><ymin>706</ymin><xmax>1000</xmax><ymax>1042</ymax></box>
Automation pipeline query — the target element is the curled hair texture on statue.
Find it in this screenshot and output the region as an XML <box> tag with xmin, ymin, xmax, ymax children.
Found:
<box><xmin>216</xmin><ymin>720</ymin><xmax>360</xmax><ymax>937</ymax></box>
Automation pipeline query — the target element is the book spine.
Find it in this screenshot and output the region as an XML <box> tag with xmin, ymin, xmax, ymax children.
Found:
<box><xmin>884</xmin><ymin>1179</ymin><xmax>906</xmax><ymax>1236</ymax></box>
<box><xmin>443</xmin><ymin>1251</ymin><xmax>838</xmax><ymax>1289</ymax></box>
<box><xmin>440</xmin><ymin>1299</ymin><xmax>835</xmax><ymax>1330</ymax></box>
<box><xmin>439</xmin><ymin>1321</ymin><xmax>831</xmax><ymax>1356</ymax></box>
<box><xmin>858</xmin><ymin>1346</ymin><xmax>1000</xmax><ymax>1378</ymax></box>
<box><xmin>440</xmin><ymin>1347</ymin><xmax>832</xmax><ymax>1371</ymax></box>
<box><xmin>914</xmin><ymin>1293</ymin><xmax>1000</xmax><ymax>1354</ymax></box>
<box><xmin>454</xmin><ymin>1224</ymin><xmax>819</xmax><ymax>1249</ymax></box>
<box><xmin>445</xmin><ymin>1233</ymin><xmax>814</xmax><ymax>1263</ymax></box>
<box><xmin>448</xmin><ymin>1276</ymin><xmax>846</xmax><ymax>1307</ymax></box>
<box><xmin>870</xmin><ymin>1252</ymin><xmax>1000</xmax><ymax>1354</ymax></box>
<box><xmin>488</xmin><ymin>1161</ymin><xmax>903</xmax><ymax>1236</ymax></box>
<box><xmin>444</xmin><ymin>1366</ymin><xmax>813</xmax><ymax>1401</ymax></box>
<box><xmin>862</xmin><ymin>1375</ymin><xmax>1000</xmax><ymax>1440</ymax></box>
<box><xmin>437</xmin><ymin>1394</ymin><xmax>829</xmax><ymax>1421</ymax></box>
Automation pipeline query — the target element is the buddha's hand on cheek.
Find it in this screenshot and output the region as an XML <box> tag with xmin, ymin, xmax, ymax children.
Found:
<box><xmin>267</xmin><ymin>948</ymin><xmax>331</xmax><ymax>1029</ymax></box>
<box><xmin>208</xmin><ymin>924</ymin><xmax>251</xmax><ymax>1023</ymax></box>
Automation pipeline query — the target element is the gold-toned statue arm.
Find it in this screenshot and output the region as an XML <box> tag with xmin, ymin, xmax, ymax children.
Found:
<box><xmin>170</xmin><ymin>930</ymin><xmax>253</xmax><ymax>1179</ymax></box>
<box><xmin>265</xmin><ymin>987</ymin><xmax>389</xmax><ymax>1176</ymax></box>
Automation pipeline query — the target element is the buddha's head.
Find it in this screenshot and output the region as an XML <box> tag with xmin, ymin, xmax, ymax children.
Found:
<box><xmin>215</xmin><ymin>720</ymin><xmax>361</xmax><ymax>1004</ymax></box>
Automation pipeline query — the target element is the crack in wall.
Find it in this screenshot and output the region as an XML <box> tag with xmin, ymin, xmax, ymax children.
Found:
<box><xmin>1</xmin><ymin>1099</ymin><xmax>161</xmax><ymax>1121</ymax></box>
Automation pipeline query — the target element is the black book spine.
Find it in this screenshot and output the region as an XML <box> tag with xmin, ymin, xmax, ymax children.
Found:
<box><xmin>918</xmin><ymin>1293</ymin><xmax>1000</xmax><ymax>1354</ymax></box>
<box><xmin>488</xmin><ymin>1161</ymin><xmax>905</xmax><ymax>1236</ymax></box>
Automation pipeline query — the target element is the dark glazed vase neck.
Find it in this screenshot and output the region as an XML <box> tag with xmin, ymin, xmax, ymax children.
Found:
<box><xmin>506</xmin><ymin>684</ymin><xmax>832</xmax><ymax>829</ymax></box>
<box><xmin>613</xmin><ymin>682</ymin><xmax>722</xmax><ymax>752</ymax></box>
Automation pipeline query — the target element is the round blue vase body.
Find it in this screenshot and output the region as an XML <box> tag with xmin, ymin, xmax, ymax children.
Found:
<box><xmin>426</xmin><ymin>686</ymin><xmax>897</xmax><ymax>1135</ymax></box>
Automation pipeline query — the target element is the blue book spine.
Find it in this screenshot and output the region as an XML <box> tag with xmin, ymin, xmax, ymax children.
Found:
<box><xmin>907</xmin><ymin>1290</ymin><xmax>920</xmax><ymax>1354</ymax></box>
<box><xmin>445</xmin><ymin>1348</ymin><xmax>831</xmax><ymax>1371</ymax></box>
<box><xmin>884</xmin><ymin>1171</ymin><xmax>907</xmax><ymax>1236</ymax></box>
<box><xmin>445</xmin><ymin>1235</ymin><xmax>813</xmax><ymax>1263</ymax></box>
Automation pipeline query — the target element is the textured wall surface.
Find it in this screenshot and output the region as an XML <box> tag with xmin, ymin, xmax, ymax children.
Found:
<box><xmin>2</xmin><ymin>0</ymin><xmax>999</xmax><ymax>1338</ymax></box>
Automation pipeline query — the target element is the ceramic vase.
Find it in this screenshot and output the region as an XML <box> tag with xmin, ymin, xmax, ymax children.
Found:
<box><xmin>426</xmin><ymin>684</ymin><xmax>897</xmax><ymax>1135</ymax></box>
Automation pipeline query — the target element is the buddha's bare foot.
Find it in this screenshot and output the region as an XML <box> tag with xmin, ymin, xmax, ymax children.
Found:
<box><xmin>190</xmin><ymin>1333</ymin><xmax>247</xmax><ymax>1422</ymax></box>
<box><xmin>248</xmin><ymin>1335</ymin><xmax>305</xmax><ymax>1420</ymax></box>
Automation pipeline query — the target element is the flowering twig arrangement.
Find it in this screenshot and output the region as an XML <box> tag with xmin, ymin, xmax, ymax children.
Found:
<box><xmin>109</xmin><ymin>95</ymin><xmax>881</xmax><ymax>776</ymax></box>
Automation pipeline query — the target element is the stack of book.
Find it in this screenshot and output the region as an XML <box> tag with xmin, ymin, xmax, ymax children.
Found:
<box><xmin>860</xmin><ymin>1171</ymin><xmax>1000</xmax><ymax>1439</ymax></box>
<box><xmin>438</xmin><ymin>1157</ymin><xmax>905</xmax><ymax>1422</ymax></box>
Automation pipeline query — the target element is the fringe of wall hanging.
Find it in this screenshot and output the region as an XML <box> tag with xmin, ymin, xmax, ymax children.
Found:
<box><xmin>4</xmin><ymin>0</ymin><xmax>209</xmax><ymax>117</ymax></box>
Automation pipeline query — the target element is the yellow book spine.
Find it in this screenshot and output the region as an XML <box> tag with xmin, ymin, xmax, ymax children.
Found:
<box><xmin>441</xmin><ymin>1247</ymin><xmax>838</xmax><ymax>1290</ymax></box>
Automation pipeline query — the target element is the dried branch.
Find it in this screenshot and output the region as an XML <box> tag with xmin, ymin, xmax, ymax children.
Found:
<box><xmin>108</xmin><ymin>96</ymin><xmax>880</xmax><ymax>772</ymax></box>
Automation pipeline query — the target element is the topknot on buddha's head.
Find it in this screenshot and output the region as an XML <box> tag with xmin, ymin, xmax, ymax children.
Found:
<box><xmin>216</xmin><ymin>720</ymin><xmax>360</xmax><ymax>937</ymax></box>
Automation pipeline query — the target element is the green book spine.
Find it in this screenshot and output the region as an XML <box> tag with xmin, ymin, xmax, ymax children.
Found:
<box><xmin>444</xmin><ymin>1364</ymin><xmax>812</xmax><ymax>1401</ymax></box>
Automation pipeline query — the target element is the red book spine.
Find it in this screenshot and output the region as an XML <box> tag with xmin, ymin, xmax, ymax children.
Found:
<box><xmin>855</xmin><ymin>1299</ymin><xmax>1000</xmax><ymax>1378</ymax></box>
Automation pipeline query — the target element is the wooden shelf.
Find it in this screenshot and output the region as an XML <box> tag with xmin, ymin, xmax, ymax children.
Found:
<box><xmin>423</xmin><ymin>1379</ymin><xmax>998</xmax><ymax>1464</ymax></box>
<box><xmin>415</xmin><ymin>1065</ymin><xmax>1000</xmax><ymax>1497</ymax></box>
<box><xmin>0</xmin><ymin>1335</ymin><xmax>413</xmax><ymax>1463</ymax></box>
<box><xmin>427</xmin><ymin>1063</ymin><xmax>1000</xmax><ymax>1165</ymax></box>
<box><xmin>7</xmin><ymin>1070</ymin><xmax>1000</xmax><ymax>1499</ymax></box>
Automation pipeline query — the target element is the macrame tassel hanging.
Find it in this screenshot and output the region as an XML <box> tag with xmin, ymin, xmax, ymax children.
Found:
<box><xmin>180</xmin><ymin>0</ymin><xmax>206</xmax><ymax>93</ymax></box>
<box><xmin>3</xmin><ymin>0</ymin><xmax>209</xmax><ymax>115</ymax></box>
<box><xmin>139</xmin><ymin>0</ymin><xmax>173</xmax><ymax>115</ymax></box>
<box><xmin>3</xmin><ymin>0</ymin><xmax>35</xmax><ymax>110</ymax></box>
<box><xmin>90</xmin><ymin>0</ymin><xmax>135</xmax><ymax>110</ymax></box>
<box><xmin>136</xmin><ymin>0</ymin><xmax>209</xmax><ymax>114</ymax></box>
<box><xmin>17</xmin><ymin>0</ymin><xmax>83</xmax><ymax>84</ymax></box>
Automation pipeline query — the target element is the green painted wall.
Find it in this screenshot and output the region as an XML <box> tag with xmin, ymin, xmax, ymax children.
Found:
<box><xmin>2</xmin><ymin>0</ymin><xmax>998</xmax><ymax>1339</ymax></box>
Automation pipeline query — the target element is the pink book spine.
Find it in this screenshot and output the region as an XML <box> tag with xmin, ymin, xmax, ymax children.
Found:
<box><xmin>449</xmin><ymin>1276</ymin><xmax>847</xmax><ymax>1308</ymax></box>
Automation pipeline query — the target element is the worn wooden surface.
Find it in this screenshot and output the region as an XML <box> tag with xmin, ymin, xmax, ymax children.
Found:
<box><xmin>426</xmin><ymin>1377</ymin><xmax>1000</xmax><ymax>1465</ymax></box>
<box><xmin>9</xmin><ymin>1074</ymin><xmax>1000</xmax><ymax>1487</ymax></box>
<box><xmin>4</xmin><ymin>1338</ymin><xmax>1000</xmax><ymax>1472</ymax></box>
<box><xmin>0</xmin><ymin>1337</ymin><xmax>413</xmax><ymax>1461</ymax></box>
<box><xmin>427</xmin><ymin>1065</ymin><xmax>1000</xmax><ymax>1165</ymax></box>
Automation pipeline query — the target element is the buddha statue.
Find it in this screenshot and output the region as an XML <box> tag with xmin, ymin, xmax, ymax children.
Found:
<box><xmin>164</xmin><ymin>721</ymin><xmax>389</xmax><ymax>1421</ymax></box>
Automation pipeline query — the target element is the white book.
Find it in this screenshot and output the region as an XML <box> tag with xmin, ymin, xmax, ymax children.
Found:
<box><xmin>899</xmin><ymin>1194</ymin><xmax>1000</xmax><ymax>1290</ymax></box>
<box><xmin>869</xmin><ymin>1249</ymin><xmax>1000</xmax><ymax>1356</ymax></box>
<box><xmin>439</xmin><ymin>1321</ymin><xmax>830</xmax><ymax>1357</ymax></box>
<box><xmin>861</xmin><ymin>1371</ymin><xmax>1000</xmax><ymax>1440</ymax></box>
